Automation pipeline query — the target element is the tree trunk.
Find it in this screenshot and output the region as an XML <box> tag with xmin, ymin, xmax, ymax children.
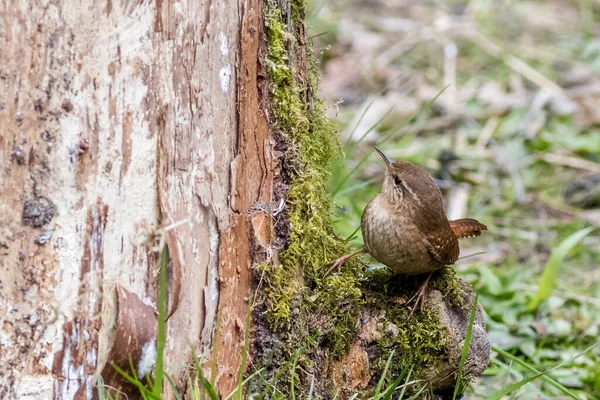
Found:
<box><xmin>0</xmin><ymin>0</ymin><xmax>270</xmax><ymax>398</ymax></box>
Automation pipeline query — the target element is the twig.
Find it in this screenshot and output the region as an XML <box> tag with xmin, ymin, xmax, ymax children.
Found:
<box><xmin>476</xmin><ymin>116</ymin><xmax>498</xmax><ymax>151</ymax></box>
<box><xmin>542</xmin><ymin>153</ymin><xmax>600</xmax><ymax>174</ymax></box>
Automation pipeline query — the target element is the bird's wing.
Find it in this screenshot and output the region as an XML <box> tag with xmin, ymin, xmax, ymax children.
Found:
<box><xmin>449</xmin><ymin>218</ymin><xmax>487</xmax><ymax>239</ymax></box>
<box><xmin>412</xmin><ymin>189</ymin><xmax>461</xmax><ymax>266</ymax></box>
<box><xmin>415</xmin><ymin>211</ymin><xmax>459</xmax><ymax>266</ymax></box>
<box><xmin>425</xmin><ymin>229</ymin><xmax>459</xmax><ymax>265</ymax></box>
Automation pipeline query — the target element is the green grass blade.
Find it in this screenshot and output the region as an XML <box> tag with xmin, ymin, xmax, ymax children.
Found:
<box><xmin>343</xmin><ymin>225</ymin><xmax>362</xmax><ymax>243</ymax></box>
<box><xmin>346</xmin><ymin>97</ymin><xmax>375</xmax><ymax>144</ymax></box>
<box><xmin>394</xmin><ymin>365</ymin><xmax>413</xmax><ymax>400</ymax></box>
<box><xmin>224</xmin><ymin>368</ymin><xmax>265</xmax><ymax>400</ymax></box>
<box><xmin>453</xmin><ymin>293</ymin><xmax>479</xmax><ymax>400</ymax></box>
<box><xmin>350</xmin><ymin>106</ymin><xmax>394</xmax><ymax>147</ymax></box>
<box><xmin>345</xmin><ymin>74</ymin><xmax>405</xmax><ymax>144</ymax></box>
<box><xmin>374</xmin><ymin>350</ymin><xmax>395</xmax><ymax>399</ymax></box>
<box><xmin>290</xmin><ymin>335</ymin><xmax>305</xmax><ymax>400</ymax></box>
<box><xmin>309</xmin><ymin>0</ymin><xmax>330</xmax><ymax>18</ymax></box>
<box><xmin>259</xmin><ymin>337</ymin><xmax>315</xmax><ymax>398</ymax></box>
<box><xmin>382</xmin><ymin>365</ymin><xmax>411</xmax><ymax>400</ymax></box>
<box><xmin>97</xmin><ymin>375</ymin><xmax>108</xmax><ymax>400</ymax></box>
<box><xmin>528</xmin><ymin>227</ymin><xmax>595</xmax><ymax>310</ymax></box>
<box><xmin>165</xmin><ymin>373</ymin><xmax>183</xmax><ymax>400</ymax></box>
<box><xmin>376</xmin><ymin>83</ymin><xmax>448</xmax><ymax>146</ymax></box>
<box><xmin>210</xmin><ymin>307</ymin><xmax>221</xmax><ymax>388</ymax></box>
<box><xmin>492</xmin><ymin>357</ymin><xmax>549</xmax><ymax>399</ymax></box>
<box><xmin>404</xmin><ymin>384</ymin><xmax>427</xmax><ymax>400</ymax></box>
<box><xmin>110</xmin><ymin>363</ymin><xmax>162</xmax><ymax>400</ymax></box>
<box><xmin>488</xmin><ymin>342</ymin><xmax>598</xmax><ymax>400</ymax></box>
<box><xmin>493</xmin><ymin>346</ymin><xmax>588</xmax><ymax>399</ymax></box>
<box><xmin>190</xmin><ymin>348</ymin><xmax>207</xmax><ymax>400</ymax></box>
<box><xmin>335</xmin><ymin>178</ymin><xmax>377</xmax><ymax>197</ymax></box>
<box><xmin>198</xmin><ymin>373</ymin><xmax>219</xmax><ymax>400</ymax></box>
<box><xmin>153</xmin><ymin>246</ymin><xmax>168</xmax><ymax>397</ymax></box>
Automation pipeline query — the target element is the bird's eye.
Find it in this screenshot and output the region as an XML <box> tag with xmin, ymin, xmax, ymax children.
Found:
<box><xmin>393</xmin><ymin>176</ymin><xmax>403</xmax><ymax>186</ymax></box>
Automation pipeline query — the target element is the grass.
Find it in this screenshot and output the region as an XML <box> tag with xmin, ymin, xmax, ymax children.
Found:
<box><xmin>487</xmin><ymin>343</ymin><xmax>598</xmax><ymax>400</ymax></box>
<box><xmin>529</xmin><ymin>226</ymin><xmax>596</xmax><ymax>311</ymax></box>
<box><xmin>99</xmin><ymin>246</ymin><xmax>261</xmax><ymax>400</ymax></box>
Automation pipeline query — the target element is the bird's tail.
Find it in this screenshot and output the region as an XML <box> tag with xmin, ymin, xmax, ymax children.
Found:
<box><xmin>450</xmin><ymin>218</ymin><xmax>487</xmax><ymax>239</ymax></box>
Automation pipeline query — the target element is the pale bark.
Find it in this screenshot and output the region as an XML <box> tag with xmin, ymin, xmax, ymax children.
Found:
<box><xmin>0</xmin><ymin>0</ymin><xmax>269</xmax><ymax>398</ymax></box>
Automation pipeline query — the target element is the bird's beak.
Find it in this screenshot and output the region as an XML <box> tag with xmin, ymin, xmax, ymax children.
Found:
<box><xmin>374</xmin><ymin>147</ymin><xmax>394</xmax><ymax>165</ymax></box>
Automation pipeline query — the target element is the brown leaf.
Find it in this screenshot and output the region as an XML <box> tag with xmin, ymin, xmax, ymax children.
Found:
<box><xmin>100</xmin><ymin>285</ymin><xmax>157</xmax><ymax>398</ymax></box>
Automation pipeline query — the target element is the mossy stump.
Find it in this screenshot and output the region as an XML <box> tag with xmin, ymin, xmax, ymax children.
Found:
<box><xmin>252</xmin><ymin>265</ymin><xmax>490</xmax><ymax>398</ymax></box>
<box><xmin>329</xmin><ymin>277</ymin><xmax>490</xmax><ymax>397</ymax></box>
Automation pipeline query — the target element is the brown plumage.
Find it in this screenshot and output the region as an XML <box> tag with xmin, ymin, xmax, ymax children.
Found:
<box><xmin>326</xmin><ymin>147</ymin><xmax>487</xmax><ymax>317</ymax></box>
<box><xmin>450</xmin><ymin>218</ymin><xmax>487</xmax><ymax>239</ymax></box>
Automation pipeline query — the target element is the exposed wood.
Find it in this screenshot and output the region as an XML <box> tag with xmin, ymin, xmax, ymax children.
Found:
<box><xmin>209</xmin><ymin>0</ymin><xmax>273</xmax><ymax>395</ymax></box>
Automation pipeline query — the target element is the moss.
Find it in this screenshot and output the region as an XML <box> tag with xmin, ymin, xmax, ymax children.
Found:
<box><xmin>374</xmin><ymin>307</ymin><xmax>446</xmax><ymax>380</ymax></box>
<box><xmin>309</xmin><ymin>274</ymin><xmax>363</xmax><ymax>357</ymax></box>
<box><xmin>361</xmin><ymin>269</ymin><xmax>450</xmax><ymax>383</ymax></box>
<box><xmin>263</xmin><ymin>6</ymin><xmax>362</xmax><ymax>329</ymax></box>
<box><xmin>430</xmin><ymin>267</ymin><xmax>469</xmax><ymax>310</ymax></box>
<box><xmin>291</xmin><ymin>0</ymin><xmax>306</xmax><ymax>27</ymax></box>
<box><xmin>254</xmin><ymin>7</ymin><xmax>365</xmax><ymax>398</ymax></box>
<box><xmin>254</xmin><ymin>262</ymin><xmax>302</xmax><ymax>327</ymax></box>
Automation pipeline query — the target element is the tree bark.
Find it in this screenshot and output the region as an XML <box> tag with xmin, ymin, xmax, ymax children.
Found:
<box><xmin>0</xmin><ymin>0</ymin><xmax>270</xmax><ymax>398</ymax></box>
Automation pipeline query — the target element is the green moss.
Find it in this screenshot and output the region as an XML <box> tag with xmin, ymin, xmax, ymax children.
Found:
<box><xmin>263</xmin><ymin>7</ymin><xmax>361</xmax><ymax>329</ymax></box>
<box><xmin>310</xmin><ymin>274</ymin><xmax>363</xmax><ymax>357</ymax></box>
<box><xmin>431</xmin><ymin>267</ymin><xmax>469</xmax><ymax>310</ymax></box>
<box><xmin>255</xmin><ymin>7</ymin><xmax>365</xmax><ymax>397</ymax></box>
<box><xmin>291</xmin><ymin>0</ymin><xmax>306</xmax><ymax>27</ymax></box>
<box><xmin>361</xmin><ymin>269</ymin><xmax>452</xmax><ymax>382</ymax></box>
<box><xmin>254</xmin><ymin>262</ymin><xmax>301</xmax><ymax>327</ymax></box>
<box><xmin>375</xmin><ymin>307</ymin><xmax>446</xmax><ymax>379</ymax></box>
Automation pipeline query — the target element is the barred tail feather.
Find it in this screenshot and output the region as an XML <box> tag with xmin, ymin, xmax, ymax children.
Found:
<box><xmin>450</xmin><ymin>218</ymin><xmax>487</xmax><ymax>239</ymax></box>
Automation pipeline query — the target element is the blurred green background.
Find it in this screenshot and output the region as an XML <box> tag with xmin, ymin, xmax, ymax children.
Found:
<box><xmin>307</xmin><ymin>0</ymin><xmax>600</xmax><ymax>397</ymax></box>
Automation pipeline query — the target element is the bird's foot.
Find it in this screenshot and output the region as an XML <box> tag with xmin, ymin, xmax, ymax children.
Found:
<box><xmin>323</xmin><ymin>246</ymin><xmax>366</xmax><ymax>278</ymax></box>
<box><xmin>323</xmin><ymin>254</ymin><xmax>352</xmax><ymax>278</ymax></box>
<box><xmin>405</xmin><ymin>272</ymin><xmax>433</xmax><ymax>319</ymax></box>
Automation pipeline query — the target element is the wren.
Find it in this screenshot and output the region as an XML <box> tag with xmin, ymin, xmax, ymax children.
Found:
<box><xmin>327</xmin><ymin>147</ymin><xmax>487</xmax><ymax>318</ymax></box>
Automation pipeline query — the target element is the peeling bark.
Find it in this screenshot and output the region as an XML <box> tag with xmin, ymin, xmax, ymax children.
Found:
<box><xmin>211</xmin><ymin>0</ymin><xmax>273</xmax><ymax>394</ymax></box>
<box><xmin>100</xmin><ymin>285</ymin><xmax>157</xmax><ymax>399</ymax></box>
